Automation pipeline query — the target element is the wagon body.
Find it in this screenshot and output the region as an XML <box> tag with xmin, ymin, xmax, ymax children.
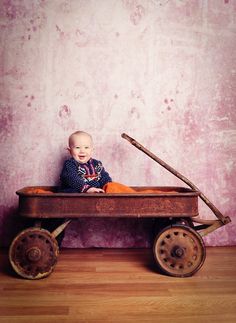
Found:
<box><xmin>16</xmin><ymin>186</ymin><xmax>200</xmax><ymax>219</ymax></box>
<box><xmin>10</xmin><ymin>185</ymin><xmax>227</xmax><ymax>280</ymax></box>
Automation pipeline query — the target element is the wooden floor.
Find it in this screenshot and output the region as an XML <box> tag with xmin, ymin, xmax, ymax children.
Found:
<box><xmin>0</xmin><ymin>247</ymin><xmax>236</xmax><ymax>323</ymax></box>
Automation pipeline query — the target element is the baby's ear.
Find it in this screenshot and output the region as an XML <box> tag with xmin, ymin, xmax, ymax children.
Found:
<box><xmin>67</xmin><ymin>147</ymin><xmax>71</xmax><ymax>153</ymax></box>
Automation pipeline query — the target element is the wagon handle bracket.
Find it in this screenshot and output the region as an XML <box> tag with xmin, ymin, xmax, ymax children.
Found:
<box><xmin>51</xmin><ymin>219</ymin><xmax>72</xmax><ymax>239</ymax></box>
<box><xmin>121</xmin><ymin>133</ymin><xmax>231</xmax><ymax>226</ymax></box>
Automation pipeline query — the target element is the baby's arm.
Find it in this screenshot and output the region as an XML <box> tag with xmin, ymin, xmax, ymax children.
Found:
<box><xmin>60</xmin><ymin>160</ymin><xmax>88</xmax><ymax>192</ymax></box>
<box><xmin>86</xmin><ymin>187</ymin><xmax>104</xmax><ymax>193</ymax></box>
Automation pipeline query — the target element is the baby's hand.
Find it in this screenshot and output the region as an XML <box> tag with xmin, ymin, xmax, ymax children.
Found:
<box><xmin>86</xmin><ymin>187</ymin><xmax>105</xmax><ymax>193</ymax></box>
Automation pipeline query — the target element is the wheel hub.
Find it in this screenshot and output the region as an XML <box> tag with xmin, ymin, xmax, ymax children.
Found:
<box><xmin>171</xmin><ymin>246</ymin><xmax>185</xmax><ymax>258</ymax></box>
<box><xmin>26</xmin><ymin>247</ymin><xmax>42</xmax><ymax>262</ymax></box>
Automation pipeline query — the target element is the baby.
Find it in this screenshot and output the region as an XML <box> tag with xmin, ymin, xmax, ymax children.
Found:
<box><xmin>60</xmin><ymin>131</ymin><xmax>112</xmax><ymax>193</ymax></box>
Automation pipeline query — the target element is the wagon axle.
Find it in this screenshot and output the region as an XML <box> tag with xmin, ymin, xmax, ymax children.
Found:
<box><xmin>26</xmin><ymin>247</ymin><xmax>42</xmax><ymax>262</ymax></box>
<box><xmin>171</xmin><ymin>246</ymin><xmax>185</xmax><ymax>258</ymax></box>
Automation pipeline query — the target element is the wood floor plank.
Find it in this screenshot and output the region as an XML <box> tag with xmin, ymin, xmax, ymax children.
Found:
<box><xmin>0</xmin><ymin>247</ymin><xmax>236</xmax><ymax>322</ymax></box>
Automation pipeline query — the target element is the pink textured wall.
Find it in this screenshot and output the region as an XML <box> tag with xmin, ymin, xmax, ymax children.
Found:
<box><xmin>1</xmin><ymin>0</ymin><xmax>236</xmax><ymax>247</ymax></box>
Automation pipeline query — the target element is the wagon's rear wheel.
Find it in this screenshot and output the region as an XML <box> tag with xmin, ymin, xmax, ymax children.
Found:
<box><xmin>9</xmin><ymin>227</ymin><xmax>59</xmax><ymax>279</ymax></box>
<box><xmin>153</xmin><ymin>225</ymin><xmax>206</xmax><ymax>277</ymax></box>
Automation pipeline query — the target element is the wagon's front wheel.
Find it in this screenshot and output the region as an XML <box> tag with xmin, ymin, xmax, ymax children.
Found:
<box><xmin>9</xmin><ymin>227</ymin><xmax>59</xmax><ymax>279</ymax></box>
<box><xmin>153</xmin><ymin>225</ymin><xmax>206</xmax><ymax>277</ymax></box>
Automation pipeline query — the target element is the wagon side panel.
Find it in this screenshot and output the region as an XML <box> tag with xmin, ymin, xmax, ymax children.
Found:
<box><xmin>18</xmin><ymin>194</ymin><xmax>199</xmax><ymax>218</ymax></box>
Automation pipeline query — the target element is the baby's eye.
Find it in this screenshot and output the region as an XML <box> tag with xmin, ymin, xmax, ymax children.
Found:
<box><xmin>75</xmin><ymin>146</ymin><xmax>80</xmax><ymax>149</ymax></box>
<box><xmin>85</xmin><ymin>146</ymin><xmax>89</xmax><ymax>149</ymax></box>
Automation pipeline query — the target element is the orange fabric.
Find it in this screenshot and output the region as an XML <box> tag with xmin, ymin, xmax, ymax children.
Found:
<box><xmin>24</xmin><ymin>184</ymin><xmax>177</xmax><ymax>195</ymax></box>
<box><xmin>103</xmin><ymin>182</ymin><xmax>176</xmax><ymax>194</ymax></box>
<box><xmin>25</xmin><ymin>188</ymin><xmax>53</xmax><ymax>194</ymax></box>
<box><xmin>103</xmin><ymin>182</ymin><xmax>137</xmax><ymax>193</ymax></box>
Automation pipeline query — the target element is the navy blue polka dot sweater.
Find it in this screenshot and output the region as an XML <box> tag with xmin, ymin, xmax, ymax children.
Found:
<box><xmin>60</xmin><ymin>158</ymin><xmax>112</xmax><ymax>193</ymax></box>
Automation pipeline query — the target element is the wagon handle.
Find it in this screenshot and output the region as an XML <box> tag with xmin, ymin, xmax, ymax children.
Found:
<box><xmin>121</xmin><ymin>133</ymin><xmax>231</xmax><ymax>225</ymax></box>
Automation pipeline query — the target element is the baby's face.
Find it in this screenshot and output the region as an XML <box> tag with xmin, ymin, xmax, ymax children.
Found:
<box><xmin>69</xmin><ymin>133</ymin><xmax>93</xmax><ymax>163</ymax></box>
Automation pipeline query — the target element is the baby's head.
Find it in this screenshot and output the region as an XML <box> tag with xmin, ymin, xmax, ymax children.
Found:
<box><xmin>68</xmin><ymin>131</ymin><xmax>93</xmax><ymax>164</ymax></box>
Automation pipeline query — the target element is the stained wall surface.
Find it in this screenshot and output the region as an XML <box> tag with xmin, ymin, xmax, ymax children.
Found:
<box><xmin>1</xmin><ymin>0</ymin><xmax>236</xmax><ymax>247</ymax></box>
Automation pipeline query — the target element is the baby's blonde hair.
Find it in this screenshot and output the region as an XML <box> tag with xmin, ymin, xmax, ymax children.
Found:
<box><xmin>68</xmin><ymin>131</ymin><xmax>93</xmax><ymax>148</ymax></box>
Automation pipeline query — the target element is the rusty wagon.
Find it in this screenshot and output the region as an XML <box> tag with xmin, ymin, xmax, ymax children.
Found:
<box><xmin>9</xmin><ymin>134</ymin><xmax>231</xmax><ymax>279</ymax></box>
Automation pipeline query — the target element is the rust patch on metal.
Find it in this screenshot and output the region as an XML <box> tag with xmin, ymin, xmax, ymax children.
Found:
<box><xmin>95</xmin><ymin>199</ymin><xmax>116</xmax><ymax>213</ymax></box>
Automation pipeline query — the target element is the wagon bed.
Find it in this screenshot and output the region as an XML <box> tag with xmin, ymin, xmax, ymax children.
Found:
<box><xmin>16</xmin><ymin>186</ymin><xmax>200</xmax><ymax>219</ymax></box>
